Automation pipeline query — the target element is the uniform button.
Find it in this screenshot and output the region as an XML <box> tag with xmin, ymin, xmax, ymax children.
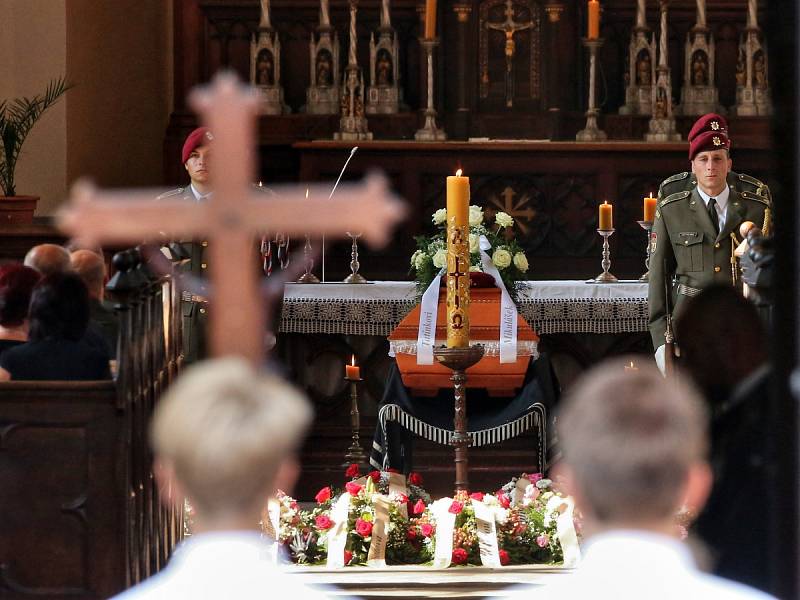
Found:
<box><xmin>201</xmin><ymin>263</ymin><xmax>207</xmax><ymax>269</ymax></box>
<box><xmin>199</xmin><ymin>308</ymin><xmax>207</xmax><ymax>314</ymax></box>
<box><xmin>714</xmin><ymin>243</ymin><xmax>720</xmax><ymax>249</ymax></box>
<box><xmin>714</xmin><ymin>266</ymin><xmax>721</xmax><ymax>273</ymax></box>
<box><xmin>201</xmin><ymin>241</ymin><xmax>208</xmax><ymax>247</ymax></box>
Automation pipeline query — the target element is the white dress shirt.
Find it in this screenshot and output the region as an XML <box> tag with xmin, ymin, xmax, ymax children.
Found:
<box><xmin>697</xmin><ymin>185</ymin><xmax>731</xmax><ymax>233</ymax></box>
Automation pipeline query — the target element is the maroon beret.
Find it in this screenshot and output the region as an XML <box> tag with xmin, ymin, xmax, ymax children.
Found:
<box><xmin>689</xmin><ymin>130</ymin><xmax>731</xmax><ymax>161</ymax></box>
<box><xmin>181</xmin><ymin>127</ymin><xmax>214</xmax><ymax>164</ymax></box>
<box><xmin>687</xmin><ymin>113</ymin><xmax>728</xmax><ymax>142</ymax></box>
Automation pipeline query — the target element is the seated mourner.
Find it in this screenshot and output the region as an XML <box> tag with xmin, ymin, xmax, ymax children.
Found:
<box><xmin>0</xmin><ymin>263</ymin><xmax>41</xmax><ymax>358</ymax></box>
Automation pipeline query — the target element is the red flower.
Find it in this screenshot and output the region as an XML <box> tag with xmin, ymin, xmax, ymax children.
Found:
<box><xmin>368</xmin><ymin>470</ymin><xmax>381</xmax><ymax>483</ymax></box>
<box><xmin>314</xmin><ymin>486</ymin><xmax>332</xmax><ymax>504</ymax></box>
<box><xmin>355</xmin><ymin>518</ymin><xmax>373</xmax><ymax>537</ymax></box>
<box><xmin>499</xmin><ymin>549</ymin><xmax>510</xmax><ymax>566</ymax></box>
<box><xmin>344</xmin><ymin>550</ymin><xmax>353</xmax><ymax>565</ymax></box>
<box><xmin>420</xmin><ymin>523</ymin><xmax>434</xmax><ymax>537</ymax></box>
<box><xmin>469</xmin><ymin>491</ymin><xmax>484</xmax><ymax>502</ymax></box>
<box><xmin>406</xmin><ymin>527</ymin><xmax>417</xmax><ymax>541</ymax></box>
<box><xmin>527</xmin><ymin>472</ymin><xmax>544</xmax><ymax>484</ymax></box>
<box><xmin>315</xmin><ymin>515</ymin><xmax>333</xmax><ymax>530</ymax></box>
<box><xmin>408</xmin><ymin>471</ymin><xmax>423</xmax><ymax>486</ymax></box>
<box><xmin>413</xmin><ymin>499</ymin><xmax>426</xmax><ymax>515</ymax></box>
<box><xmin>497</xmin><ymin>492</ymin><xmax>511</xmax><ymax>508</ymax></box>
<box><xmin>345</xmin><ymin>481</ymin><xmax>363</xmax><ymax>496</ymax></box>
<box><xmin>345</xmin><ymin>463</ymin><xmax>360</xmax><ymax>479</ymax></box>
<box><xmin>395</xmin><ymin>493</ymin><xmax>409</xmax><ymax>504</ymax></box>
<box><xmin>451</xmin><ymin>547</ymin><xmax>468</xmax><ymax>564</ymax></box>
<box><xmin>448</xmin><ymin>500</ymin><xmax>464</xmax><ymax>514</ymax></box>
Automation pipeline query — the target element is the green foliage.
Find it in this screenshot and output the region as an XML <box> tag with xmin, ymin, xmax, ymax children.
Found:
<box><xmin>0</xmin><ymin>77</ymin><xmax>71</xmax><ymax>196</ymax></box>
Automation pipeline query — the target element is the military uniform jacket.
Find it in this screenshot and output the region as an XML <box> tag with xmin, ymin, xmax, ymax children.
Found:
<box><xmin>648</xmin><ymin>171</ymin><xmax>772</xmax><ymax>350</ymax></box>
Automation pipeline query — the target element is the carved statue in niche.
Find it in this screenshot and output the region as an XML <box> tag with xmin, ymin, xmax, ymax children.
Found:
<box><xmin>736</xmin><ymin>46</ymin><xmax>746</xmax><ymax>87</ymax></box>
<box><xmin>341</xmin><ymin>68</ymin><xmax>365</xmax><ymax>118</ymax></box>
<box><xmin>256</xmin><ymin>49</ymin><xmax>275</xmax><ymax>86</ymax></box>
<box><xmin>375</xmin><ymin>48</ymin><xmax>393</xmax><ymax>86</ymax></box>
<box><xmin>654</xmin><ymin>87</ymin><xmax>667</xmax><ymax>119</ymax></box>
<box><xmin>636</xmin><ymin>50</ymin><xmax>652</xmax><ymax>86</ymax></box>
<box><xmin>754</xmin><ymin>51</ymin><xmax>767</xmax><ymax>89</ymax></box>
<box><xmin>691</xmin><ymin>51</ymin><xmax>708</xmax><ymax>86</ymax></box>
<box><xmin>316</xmin><ymin>49</ymin><xmax>334</xmax><ymax>87</ymax></box>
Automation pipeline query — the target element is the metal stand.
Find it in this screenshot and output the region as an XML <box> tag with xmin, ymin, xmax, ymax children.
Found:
<box><xmin>342</xmin><ymin>377</ymin><xmax>369</xmax><ymax>470</ymax></box>
<box><xmin>637</xmin><ymin>220</ymin><xmax>654</xmax><ymax>281</ymax></box>
<box><xmin>590</xmin><ymin>229</ymin><xmax>618</xmax><ymax>283</ymax></box>
<box><xmin>433</xmin><ymin>344</ymin><xmax>485</xmax><ymax>493</ymax></box>
<box><xmin>415</xmin><ymin>38</ymin><xmax>447</xmax><ymax>141</ymax></box>
<box><xmin>296</xmin><ymin>234</ymin><xmax>319</xmax><ymax>283</ymax></box>
<box><xmin>343</xmin><ymin>232</ymin><xmax>367</xmax><ymax>283</ymax></box>
<box><xmin>576</xmin><ymin>38</ymin><xmax>607</xmax><ymax>141</ymax></box>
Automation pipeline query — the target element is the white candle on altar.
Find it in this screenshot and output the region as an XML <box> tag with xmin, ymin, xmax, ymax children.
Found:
<box><xmin>695</xmin><ymin>0</ymin><xmax>706</xmax><ymax>28</ymax></box>
<box><xmin>636</xmin><ymin>0</ymin><xmax>646</xmax><ymax>29</ymax></box>
<box><xmin>259</xmin><ymin>0</ymin><xmax>272</xmax><ymax>29</ymax></box>
<box><xmin>747</xmin><ymin>0</ymin><xmax>758</xmax><ymax>28</ymax></box>
<box><xmin>381</xmin><ymin>0</ymin><xmax>391</xmax><ymax>28</ymax></box>
<box><xmin>658</xmin><ymin>4</ymin><xmax>667</xmax><ymax>67</ymax></box>
<box><xmin>320</xmin><ymin>0</ymin><xmax>330</xmax><ymax>27</ymax></box>
<box><xmin>348</xmin><ymin>1</ymin><xmax>357</xmax><ymax>65</ymax></box>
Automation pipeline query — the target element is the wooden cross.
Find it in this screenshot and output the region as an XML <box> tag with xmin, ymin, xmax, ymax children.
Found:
<box><xmin>59</xmin><ymin>72</ymin><xmax>405</xmax><ymax>365</ymax></box>
<box><xmin>487</xmin><ymin>0</ymin><xmax>533</xmax><ymax>107</ymax></box>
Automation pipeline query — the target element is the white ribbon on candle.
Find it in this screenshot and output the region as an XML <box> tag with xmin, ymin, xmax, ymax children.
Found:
<box><xmin>478</xmin><ymin>235</ymin><xmax>518</xmax><ymax>363</ymax></box>
<box><xmin>544</xmin><ymin>495</ymin><xmax>582</xmax><ymax>568</ymax></box>
<box><xmin>326</xmin><ymin>492</ymin><xmax>353</xmax><ymax>568</ymax></box>
<box><xmin>416</xmin><ymin>268</ymin><xmax>445</xmax><ymax>364</ymax></box>
<box><xmin>472</xmin><ymin>499</ymin><xmax>502</xmax><ymax>567</ymax></box>
<box><xmin>430</xmin><ymin>497</ymin><xmax>457</xmax><ymax>568</ymax></box>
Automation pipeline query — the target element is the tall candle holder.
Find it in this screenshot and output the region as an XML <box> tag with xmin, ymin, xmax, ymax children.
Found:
<box><xmin>636</xmin><ymin>220</ymin><xmax>654</xmax><ymax>281</ymax></box>
<box><xmin>342</xmin><ymin>376</ymin><xmax>369</xmax><ymax>470</ymax></box>
<box><xmin>343</xmin><ymin>231</ymin><xmax>367</xmax><ymax>283</ymax></box>
<box><xmin>576</xmin><ymin>38</ymin><xmax>607</xmax><ymax>141</ymax></box>
<box><xmin>415</xmin><ymin>38</ymin><xmax>447</xmax><ymax>141</ymax></box>
<box><xmin>591</xmin><ymin>228</ymin><xmax>618</xmax><ymax>283</ymax></box>
<box><xmin>433</xmin><ymin>344</ymin><xmax>485</xmax><ymax>493</ymax></box>
<box><xmin>296</xmin><ymin>234</ymin><xmax>320</xmax><ymax>283</ymax></box>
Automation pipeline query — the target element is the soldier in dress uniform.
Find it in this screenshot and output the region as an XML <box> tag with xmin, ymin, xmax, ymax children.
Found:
<box><xmin>648</xmin><ymin>113</ymin><xmax>773</xmax><ymax>371</ymax></box>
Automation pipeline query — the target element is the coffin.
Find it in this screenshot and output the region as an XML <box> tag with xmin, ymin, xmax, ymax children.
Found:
<box><xmin>388</xmin><ymin>287</ymin><xmax>539</xmax><ymax>397</ymax></box>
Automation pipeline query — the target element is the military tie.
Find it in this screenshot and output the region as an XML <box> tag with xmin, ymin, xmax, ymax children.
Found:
<box><xmin>708</xmin><ymin>197</ymin><xmax>719</xmax><ymax>234</ymax></box>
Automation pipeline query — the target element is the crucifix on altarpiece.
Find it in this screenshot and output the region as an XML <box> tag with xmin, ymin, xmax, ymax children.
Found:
<box><xmin>59</xmin><ymin>72</ymin><xmax>406</xmax><ymax>366</ymax></box>
<box><xmin>487</xmin><ymin>0</ymin><xmax>533</xmax><ymax>108</ymax></box>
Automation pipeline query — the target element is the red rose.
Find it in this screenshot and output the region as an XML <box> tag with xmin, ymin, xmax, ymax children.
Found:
<box><xmin>469</xmin><ymin>492</ymin><xmax>484</xmax><ymax>502</ymax></box>
<box><xmin>344</xmin><ymin>550</ymin><xmax>353</xmax><ymax>565</ymax></box>
<box><xmin>420</xmin><ymin>523</ymin><xmax>434</xmax><ymax>537</ymax></box>
<box><xmin>413</xmin><ymin>499</ymin><xmax>426</xmax><ymax>515</ymax></box>
<box><xmin>448</xmin><ymin>500</ymin><xmax>464</xmax><ymax>514</ymax></box>
<box><xmin>527</xmin><ymin>472</ymin><xmax>544</xmax><ymax>484</ymax></box>
<box><xmin>451</xmin><ymin>547</ymin><xmax>468</xmax><ymax>564</ymax></box>
<box><xmin>406</xmin><ymin>527</ymin><xmax>417</xmax><ymax>541</ymax></box>
<box><xmin>355</xmin><ymin>518</ymin><xmax>373</xmax><ymax>537</ymax></box>
<box><xmin>368</xmin><ymin>470</ymin><xmax>381</xmax><ymax>483</ymax></box>
<box><xmin>497</xmin><ymin>492</ymin><xmax>511</xmax><ymax>508</ymax></box>
<box><xmin>345</xmin><ymin>481</ymin><xmax>363</xmax><ymax>496</ymax></box>
<box><xmin>315</xmin><ymin>515</ymin><xmax>333</xmax><ymax>530</ymax></box>
<box><xmin>315</xmin><ymin>486</ymin><xmax>332</xmax><ymax>504</ymax></box>
<box><xmin>499</xmin><ymin>549</ymin><xmax>510</xmax><ymax>566</ymax></box>
<box><xmin>345</xmin><ymin>463</ymin><xmax>360</xmax><ymax>479</ymax></box>
<box><xmin>408</xmin><ymin>471</ymin><xmax>423</xmax><ymax>486</ymax></box>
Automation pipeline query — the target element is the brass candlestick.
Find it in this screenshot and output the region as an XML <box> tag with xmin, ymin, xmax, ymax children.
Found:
<box><xmin>591</xmin><ymin>228</ymin><xmax>619</xmax><ymax>283</ymax></box>
<box><xmin>343</xmin><ymin>231</ymin><xmax>367</xmax><ymax>283</ymax></box>
<box><xmin>414</xmin><ymin>38</ymin><xmax>447</xmax><ymax>141</ymax></box>
<box><xmin>433</xmin><ymin>344</ymin><xmax>485</xmax><ymax>493</ymax></box>
<box><xmin>342</xmin><ymin>376</ymin><xmax>369</xmax><ymax>470</ymax></box>
<box><xmin>576</xmin><ymin>38</ymin><xmax>607</xmax><ymax>141</ymax></box>
<box><xmin>637</xmin><ymin>220</ymin><xmax>654</xmax><ymax>281</ymax></box>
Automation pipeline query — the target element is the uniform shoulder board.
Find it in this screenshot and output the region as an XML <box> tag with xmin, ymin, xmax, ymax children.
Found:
<box><xmin>661</xmin><ymin>190</ymin><xmax>691</xmax><ymax>206</ymax></box>
<box><xmin>156</xmin><ymin>187</ymin><xmax>186</xmax><ymax>200</ymax></box>
<box><xmin>738</xmin><ymin>173</ymin><xmax>766</xmax><ymax>188</ymax></box>
<box><xmin>740</xmin><ymin>190</ymin><xmax>771</xmax><ymax>206</ymax></box>
<box><xmin>662</xmin><ymin>171</ymin><xmax>689</xmax><ymax>186</ymax></box>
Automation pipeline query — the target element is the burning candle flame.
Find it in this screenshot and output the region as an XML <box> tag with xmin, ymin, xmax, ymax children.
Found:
<box><xmin>305</xmin><ymin>188</ymin><xmax>309</xmax><ymax>199</ymax></box>
<box><xmin>456</xmin><ymin>168</ymin><xmax>463</xmax><ymax>177</ymax></box>
<box><xmin>351</xmin><ymin>354</ymin><xmax>356</xmax><ymax>366</ymax></box>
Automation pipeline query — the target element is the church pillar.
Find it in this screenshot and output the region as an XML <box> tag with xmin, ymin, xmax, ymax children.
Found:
<box><xmin>452</xmin><ymin>3</ymin><xmax>472</xmax><ymax>140</ymax></box>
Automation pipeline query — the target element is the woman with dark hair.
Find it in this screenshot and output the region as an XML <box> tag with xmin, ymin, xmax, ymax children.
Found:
<box><xmin>0</xmin><ymin>272</ymin><xmax>111</xmax><ymax>381</ymax></box>
<box><xmin>0</xmin><ymin>263</ymin><xmax>41</xmax><ymax>357</ymax></box>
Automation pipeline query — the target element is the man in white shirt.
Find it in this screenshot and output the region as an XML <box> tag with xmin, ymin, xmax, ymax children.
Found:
<box><xmin>110</xmin><ymin>358</ymin><xmax>335</xmax><ymax>599</ymax></box>
<box><xmin>506</xmin><ymin>359</ymin><xmax>775</xmax><ymax>599</ymax></box>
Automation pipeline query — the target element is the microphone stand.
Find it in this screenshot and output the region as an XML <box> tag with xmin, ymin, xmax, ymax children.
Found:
<box><xmin>322</xmin><ymin>146</ymin><xmax>358</xmax><ymax>282</ymax></box>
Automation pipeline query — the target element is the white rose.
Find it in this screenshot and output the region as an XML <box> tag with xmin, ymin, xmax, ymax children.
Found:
<box><xmin>513</xmin><ymin>252</ymin><xmax>529</xmax><ymax>272</ymax></box>
<box><xmin>469</xmin><ymin>205</ymin><xmax>484</xmax><ymax>226</ymax></box>
<box><xmin>432</xmin><ymin>208</ymin><xmax>447</xmax><ymax>225</ymax></box>
<box><xmin>411</xmin><ymin>250</ymin><xmax>429</xmax><ymax>270</ymax></box>
<box><xmin>492</xmin><ymin>248</ymin><xmax>512</xmax><ymax>269</ymax></box>
<box><xmin>432</xmin><ymin>248</ymin><xmax>447</xmax><ymax>269</ymax></box>
<box><xmin>469</xmin><ymin>264</ymin><xmax>483</xmax><ymax>272</ymax></box>
<box><xmin>469</xmin><ymin>233</ymin><xmax>479</xmax><ymax>253</ymax></box>
<box><xmin>495</xmin><ymin>211</ymin><xmax>514</xmax><ymax>228</ymax></box>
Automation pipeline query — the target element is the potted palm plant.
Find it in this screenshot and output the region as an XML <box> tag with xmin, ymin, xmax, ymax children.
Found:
<box><xmin>0</xmin><ymin>77</ymin><xmax>70</xmax><ymax>224</ymax></box>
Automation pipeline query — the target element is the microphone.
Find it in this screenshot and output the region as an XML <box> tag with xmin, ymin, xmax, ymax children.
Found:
<box><xmin>322</xmin><ymin>146</ymin><xmax>359</xmax><ymax>281</ymax></box>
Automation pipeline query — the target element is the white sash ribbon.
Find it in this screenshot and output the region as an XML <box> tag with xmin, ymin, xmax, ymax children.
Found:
<box><xmin>430</xmin><ymin>497</ymin><xmax>457</xmax><ymax>568</ymax></box>
<box><xmin>367</xmin><ymin>495</ymin><xmax>391</xmax><ymax>567</ymax></box>
<box><xmin>326</xmin><ymin>492</ymin><xmax>353</xmax><ymax>568</ymax></box>
<box><xmin>472</xmin><ymin>500</ymin><xmax>502</xmax><ymax>567</ymax></box>
<box><xmin>388</xmin><ymin>472</ymin><xmax>409</xmax><ymax>519</ymax></box>
<box><xmin>544</xmin><ymin>495</ymin><xmax>581</xmax><ymax>568</ymax></box>
<box><xmin>416</xmin><ymin>268</ymin><xmax>445</xmax><ymax>364</ymax></box>
<box><xmin>478</xmin><ymin>236</ymin><xmax>518</xmax><ymax>363</ymax></box>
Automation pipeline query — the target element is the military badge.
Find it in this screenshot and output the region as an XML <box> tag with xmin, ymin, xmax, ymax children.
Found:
<box><xmin>712</xmin><ymin>136</ymin><xmax>721</xmax><ymax>146</ymax></box>
<box><xmin>711</xmin><ymin>120</ymin><xmax>720</xmax><ymax>131</ymax></box>
<box><xmin>204</xmin><ymin>131</ymin><xmax>215</xmax><ymax>142</ymax></box>
<box><xmin>650</xmin><ymin>231</ymin><xmax>658</xmax><ymax>254</ymax></box>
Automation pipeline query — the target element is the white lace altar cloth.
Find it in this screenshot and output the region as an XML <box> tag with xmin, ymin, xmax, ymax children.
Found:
<box><xmin>280</xmin><ymin>280</ymin><xmax>648</xmax><ymax>336</ymax></box>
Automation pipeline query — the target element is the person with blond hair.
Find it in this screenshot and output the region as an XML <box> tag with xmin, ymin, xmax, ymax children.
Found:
<box><xmin>505</xmin><ymin>358</ymin><xmax>774</xmax><ymax>599</ymax></box>
<box><xmin>111</xmin><ymin>358</ymin><xmax>334</xmax><ymax>599</ymax></box>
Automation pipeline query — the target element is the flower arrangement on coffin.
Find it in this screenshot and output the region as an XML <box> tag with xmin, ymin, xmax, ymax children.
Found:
<box><xmin>410</xmin><ymin>205</ymin><xmax>530</xmax><ymax>301</ymax></box>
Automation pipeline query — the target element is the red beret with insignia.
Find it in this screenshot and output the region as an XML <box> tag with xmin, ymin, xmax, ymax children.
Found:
<box><xmin>687</xmin><ymin>113</ymin><xmax>728</xmax><ymax>142</ymax></box>
<box><xmin>689</xmin><ymin>129</ymin><xmax>731</xmax><ymax>161</ymax></box>
<box><xmin>181</xmin><ymin>127</ymin><xmax>214</xmax><ymax>164</ymax></box>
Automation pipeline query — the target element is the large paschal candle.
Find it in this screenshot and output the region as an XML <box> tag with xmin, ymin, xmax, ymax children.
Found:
<box><xmin>446</xmin><ymin>169</ymin><xmax>470</xmax><ymax>348</ymax></box>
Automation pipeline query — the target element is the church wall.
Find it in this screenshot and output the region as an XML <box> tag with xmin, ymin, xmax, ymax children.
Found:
<box><xmin>0</xmin><ymin>0</ymin><xmax>68</xmax><ymax>216</ymax></box>
<box><xmin>64</xmin><ymin>0</ymin><xmax>172</xmax><ymax>212</ymax></box>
